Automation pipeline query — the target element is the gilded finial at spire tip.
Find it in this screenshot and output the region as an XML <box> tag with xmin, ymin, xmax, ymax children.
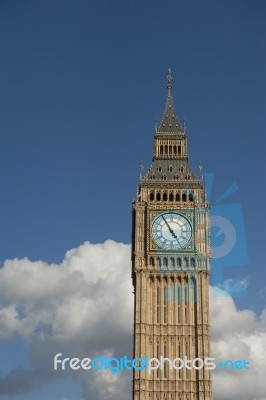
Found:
<box><xmin>166</xmin><ymin>68</ymin><xmax>173</xmax><ymax>89</ymax></box>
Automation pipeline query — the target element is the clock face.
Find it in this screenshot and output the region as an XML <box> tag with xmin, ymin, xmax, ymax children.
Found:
<box><xmin>152</xmin><ymin>212</ymin><xmax>192</xmax><ymax>250</ymax></box>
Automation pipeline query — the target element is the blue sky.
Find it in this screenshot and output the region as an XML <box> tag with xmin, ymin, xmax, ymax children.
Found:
<box><xmin>0</xmin><ymin>1</ymin><xmax>265</xmax><ymax>399</ymax></box>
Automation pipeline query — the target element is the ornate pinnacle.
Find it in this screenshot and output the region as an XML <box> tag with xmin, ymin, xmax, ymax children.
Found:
<box><xmin>166</xmin><ymin>68</ymin><xmax>173</xmax><ymax>89</ymax></box>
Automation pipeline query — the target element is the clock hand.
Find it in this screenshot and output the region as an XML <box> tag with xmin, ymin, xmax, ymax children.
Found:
<box><xmin>162</xmin><ymin>216</ymin><xmax>178</xmax><ymax>240</ymax></box>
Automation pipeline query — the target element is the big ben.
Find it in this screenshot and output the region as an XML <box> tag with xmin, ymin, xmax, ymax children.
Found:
<box><xmin>131</xmin><ymin>70</ymin><xmax>212</xmax><ymax>400</ymax></box>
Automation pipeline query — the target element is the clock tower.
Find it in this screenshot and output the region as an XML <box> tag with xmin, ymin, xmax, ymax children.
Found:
<box><xmin>132</xmin><ymin>71</ymin><xmax>212</xmax><ymax>400</ymax></box>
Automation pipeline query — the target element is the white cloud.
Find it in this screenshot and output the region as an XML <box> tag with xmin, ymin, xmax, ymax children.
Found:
<box><xmin>214</xmin><ymin>277</ymin><xmax>249</xmax><ymax>297</ymax></box>
<box><xmin>210</xmin><ymin>288</ymin><xmax>266</xmax><ymax>400</ymax></box>
<box><xmin>0</xmin><ymin>240</ymin><xmax>265</xmax><ymax>399</ymax></box>
<box><xmin>0</xmin><ymin>240</ymin><xmax>133</xmax><ymax>398</ymax></box>
<box><xmin>0</xmin><ymin>240</ymin><xmax>133</xmax><ymax>342</ymax></box>
<box><xmin>259</xmin><ymin>286</ymin><xmax>266</xmax><ymax>299</ymax></box>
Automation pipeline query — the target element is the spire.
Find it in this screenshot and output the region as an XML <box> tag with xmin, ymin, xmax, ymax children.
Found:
<box><xmin>157</xmin><ymin>69</ymin><xmax>182</xmax><ymax>134</ymax></box>
<box><xmin>166</xmin><ymin>68</ymin><xmax>173</xmax><ymax>89</ymax></box>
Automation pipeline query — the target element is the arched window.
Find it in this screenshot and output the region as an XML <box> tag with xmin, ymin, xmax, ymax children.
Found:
<box><xmin>157</xmin><ymin>257</ymin><xmax>161</xmax><ymax>268</ymax></box>
<box><xmin>191</xmin><ymin>258</ymin><xmax>195</xmax><ymax>268</ymax></box>
<box><xmin>164</xmin><ymin>288</ymin><xmax>167</xmax><ymax>325</ymax></box>
<box><xmin>150</xmin><ymin>256</ymin><xmax>154</xmax><ymax>266</ymax></box>
<box><xmin>178</xmin><ymin>342</ymin><xmax>181</xmax><ymax>358</ymax></box>
<box><xmin>182</xmin><ymin>193</ymin><xmax>187</xmax><ymax>202</ymax></box>
<box><xmin>177</xmin><ymin>257</ymin><xmax>182</xmax><ymax>267</ymax></box>
<box><xmin>189</xmin><ymin>192</ymin><xmax>194</xmax><ymax>201</ymax></box>
<box><xmin>178</xmin><ymin>145</ymin><xmax>181</xmax><ymax>155</ymax></box>
<box><xmin>176</xmin><ymin>192</ymin><xmax>180</xmax><ymax>201</ymax></box>
<box><xmin>184</xmin><ymin>258</ymin><xmax>189</xmax><ymax>268</ymax></box>
<box><xmin>186</xmin><ymin>342</ymin><xmax>190</xmax><ymax>379</ymax></box>
<box><xmin>169</xmin><ymin>145</ymin><xmax>172</xmax><ymax>154</ymax></box>
<box><xmin>165</xmin><ymin>145</ymin><xmax>168</xmax><ymax>154</ymax></box>
<box><xmin>150</xmin><ymin>192</ymin><xmax>154</xmax><ymax>201</ymax></box>
<box><xmin>160</xmin><ymin>145</ymin><xmax>163</xmax><ymax>155</ymax></box>
<box><xmin>184</xmin><ymin>287</ymin><xmax>188</xmax><ymax>324</ymax></box>
<box><xmin>186</xmin><ymin>342</ymin><xmax>189</xmax><ymax>358</ymax></box>
<box><xmin>169</xmin><ymin>192</ymin><xmax>174</xmax><ymax>201</ymax></box>
<box><xmin>177</xmin><ymin>287</ymin><xmax>181</xmax><ymax>325</ymax></box>
<box><xmin>173</xmin><ymin>145</ymin><xmax>177</xmax><ymax>155</ymax></box>
<box><xmin>156</xmin><ymin>287</ymin><xmax>160</xmax><ymax>324</ymax></box>
<box><xmin>163</xmin><ymin>257</ymin><xmax>168</xmax><ymax>267</ymax></box>
<box><xmin>156</xmin><ymin>192</ymin><xmax>161</xmax><ymax>201</ymax></box>
<box><xmin>163</xmin><ymin>192</ymin><xmax>167</xmax><ymax>201</ymax></box>
<box><xmin>168</xmin><ymin>165</ymin><xmax>173</xmax><ymax>172</ymax></box>
<box><xmin>170</xmin><ymin>257</ymin><xmax>175</xmax><ymax>267</ymax></box>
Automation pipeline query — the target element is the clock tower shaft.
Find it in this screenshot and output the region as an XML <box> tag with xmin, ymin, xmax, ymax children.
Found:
<box><xmin>132</xmin><ymin>71</ymin><xmax>212</xmax><ymax>400</ymax></box>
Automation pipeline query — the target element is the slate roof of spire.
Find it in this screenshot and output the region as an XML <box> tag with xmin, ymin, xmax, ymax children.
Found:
<box><xmin>156</xmin><ymin>69</ymin><xmax>184</xmax><ymax>134</ymax></box>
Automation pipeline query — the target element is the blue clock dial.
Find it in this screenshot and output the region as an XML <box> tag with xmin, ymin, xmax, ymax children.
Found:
<box><xmin>152</xmin><ymin>212</ymin><xmax>192</xmax><ymax>250</ymax></box>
